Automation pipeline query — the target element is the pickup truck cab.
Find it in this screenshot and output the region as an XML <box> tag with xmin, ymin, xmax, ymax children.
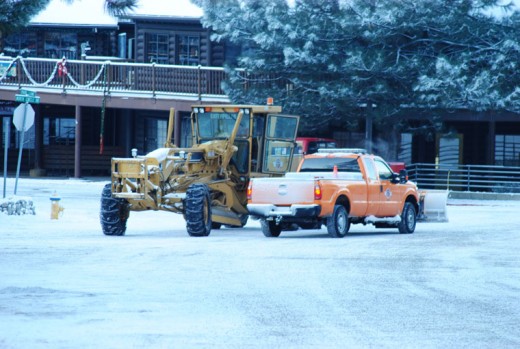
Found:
<box><xmin>247</xmin><ymin>149</ymin><xmax>420</xmax><ymax>238</ymax></box>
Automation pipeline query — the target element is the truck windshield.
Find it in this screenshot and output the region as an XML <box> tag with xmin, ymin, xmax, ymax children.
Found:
<box><xmin>300</xmin><ymin>158</ymin><xmax>360</xmax><ymax>173</ymax></box>
<box><xmin>197</xmin><ymin>112</ymin><xmax>249</xmax><ymax>139</ymax></box>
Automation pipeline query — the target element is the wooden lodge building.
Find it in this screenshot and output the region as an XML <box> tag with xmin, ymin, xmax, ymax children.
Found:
<box><xmin>1</xmin><ymin>0</ymin><xmax>519</xmax><ymax>178</ymax></box>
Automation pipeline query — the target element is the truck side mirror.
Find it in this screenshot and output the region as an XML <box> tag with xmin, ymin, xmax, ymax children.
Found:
<box><xmin>399</xmin><ymin>169</ymin><xmax>408</xmax><ymax>184</ymax></box>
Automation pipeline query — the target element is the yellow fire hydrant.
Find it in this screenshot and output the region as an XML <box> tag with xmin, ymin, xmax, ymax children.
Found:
<box><xmin>50</xmin><ymin>191</ymin><xmax>64</xmax><ymax>219</ymax></box>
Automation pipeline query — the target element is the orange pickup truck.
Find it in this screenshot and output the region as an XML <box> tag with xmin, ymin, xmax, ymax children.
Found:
<box><xmin>247</xmin><ymin>149</ymin><xmax>422</xmax><ymax>238</ymax></box>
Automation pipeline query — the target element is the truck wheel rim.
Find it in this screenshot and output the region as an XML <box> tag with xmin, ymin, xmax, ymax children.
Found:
<box><xmin>338</xmin><ymin>211</ymin><xmax>347</xmax><ymax>232</ymax></box>
<box><xmin>406</xmin><ymin>207</ymin><xmax>415</xmax><ymax>230</ymax></box>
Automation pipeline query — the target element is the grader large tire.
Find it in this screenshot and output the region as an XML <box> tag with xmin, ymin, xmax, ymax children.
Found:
<box><xmin>100</xmin><ymin>183</ymin><xmax>129</xmax><ymax>236</ymax></box>
<box><xmin>185</xmin><ymin>183</ymin><xmax>212</xmax><ymax>237</ymax></box>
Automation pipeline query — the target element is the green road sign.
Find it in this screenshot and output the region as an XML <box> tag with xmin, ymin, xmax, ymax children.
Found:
<box><xmin>15</xmin><ymin>94</ymin><xmax>40</xmax><ymax>104</ymax></box>
<box><xmin>19</xmin><ymin>89</ymin><xmax>37</xmax><ymax>97</ymax></box>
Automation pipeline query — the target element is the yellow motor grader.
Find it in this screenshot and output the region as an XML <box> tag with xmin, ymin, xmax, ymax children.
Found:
<box><xmin>100</xmin><ymin>103</ymin><xmax>300</xmax><ymax>236</ymax></box>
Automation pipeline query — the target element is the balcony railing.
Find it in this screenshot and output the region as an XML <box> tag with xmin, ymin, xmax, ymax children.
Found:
<box><xmin>0</xmin><ymin>56</ymin><xmax>230</xmax><ymax>100</ymax></box>
<box><xmin>407</xmin><ymin>163</ymin><xmax>520</xmax><ymax>193</ymax></box>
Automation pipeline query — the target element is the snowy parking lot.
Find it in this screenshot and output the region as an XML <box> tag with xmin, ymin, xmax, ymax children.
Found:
<box><xmin>1</xmin><ymin>177</ymin><xmax>519</xmax><ymax>349</ymax></box>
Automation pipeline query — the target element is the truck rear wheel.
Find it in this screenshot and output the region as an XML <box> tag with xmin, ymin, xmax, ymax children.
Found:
<box><xmin>398</xmin><ymin>202</ymin><xmax>416</xmax><ymax>234</ymax></box>
<box><xmin>326</xmin><ymin>205</ymin><xmax>350</xmax><ymax>238</ymax></box>
<box><xmin>185</xmin><ymin>183</ymin><xmax>212</xmax><ymax>237</ymax></box>
<box><xmin>100</xmin><ymin>183</ymin><xmax>129</xmax><ymax>236</ymax></box>
<box><xmin>261</xmin><ymin>219</ymin><xmax>282</xmax><ymax>237</ymax></box>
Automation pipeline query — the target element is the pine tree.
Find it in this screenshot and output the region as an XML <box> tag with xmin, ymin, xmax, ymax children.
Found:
<box><xmin>195</xmin><ymin>0</ymin><xmax>520</xmax><ymax>131</ymax></box>
<box><xmin>0</xmin><ymin>0</ymin><xmax>51</xmax><ymax>37</ymax></box>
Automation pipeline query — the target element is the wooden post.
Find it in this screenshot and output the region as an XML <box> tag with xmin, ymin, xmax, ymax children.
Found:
<box><xmin>197</xmin><ymin>65</ymin><xmax>202</xmax><ymax>102</ymax></box>
<box><xmin>74</xmin><ymin>105</ymin><xmax>82</xmax><ymax>178</ymax></box>
<box><xmin>487</xmin><ymin>118</ymin><xmax>495</xmax><ymax>165</ymax></box>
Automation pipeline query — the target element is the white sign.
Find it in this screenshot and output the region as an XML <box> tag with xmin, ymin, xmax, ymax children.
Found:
<box><xmin>13</xmin><ymin>104</ymin><xmax>35</xmax><ymax>132</ymax></box>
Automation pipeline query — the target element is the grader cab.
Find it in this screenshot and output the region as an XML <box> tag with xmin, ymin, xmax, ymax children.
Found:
<box><xmin>100</xmin><ymin>104</ymin><xmax>300</xmax><ymax>236</ymax></box>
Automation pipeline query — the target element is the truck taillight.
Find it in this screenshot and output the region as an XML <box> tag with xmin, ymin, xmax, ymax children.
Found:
<box><xmin>314</xmin><ymin>182</ymin><xmax>322</xmax><ymax>200</ymax></box>
<box><xmin>247</xmin><ymin>181</ymin><xmax>253</xmax><ymax>200</ymax></box>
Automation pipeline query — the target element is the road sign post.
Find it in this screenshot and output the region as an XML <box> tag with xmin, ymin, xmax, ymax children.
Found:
<box><xmin>3</xmin><ymin>118</ymin><xmax>10</xmax><ymax>199</ymax></box>
<box><xmin>12</xmin><ymin>89</ymin><xmax>39</xmax><ymax>195</ymax></box>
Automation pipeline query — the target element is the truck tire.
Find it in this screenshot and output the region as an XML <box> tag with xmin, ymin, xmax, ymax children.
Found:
<box><xmin>100</xmin><ymin>183</ymin><xmax>129</xmax><ymax>236</ymax></box>
<box><xmin>398</xmin><ymin>202</ymin><xmax>416</xmax><ymax>234</ymax></box>
<box><xmin>326</xmin><ymin>205</ymin><xmax>350</xmax><ymax>238</ymax></box>
<box><xmin>185</xmin><ymin>183</ymin><xmax>212</xmax><ymax>237</ymax></box>
<box><xmin>261</xmin><ymin>219</ymin><xmax>282</xmax><ymax>237</ymax></box>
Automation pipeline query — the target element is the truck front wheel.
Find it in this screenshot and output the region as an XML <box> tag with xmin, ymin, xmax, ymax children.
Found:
<box><xmin>100</xmin><ymin>183</ymin><xmax>129</xmax><ymax>236</ymax></box>
<box><xmin>398</xmin><ymin>202</ymin><xmax>416</xmax><ymax>234</ymax></box>
<box><xmin>261</xmin><ymin>219</ymin><xmax>282</xmax><ymax>237</ymax></box>
<box><xmin>326</xmin><ymin>205</ymin><xmax>350</xmax><ymax>238</ymax></box>
<box><xmin>185</xmin><ymin>183</ymin><xmax>212</xmax><ymax>237</ymax></box>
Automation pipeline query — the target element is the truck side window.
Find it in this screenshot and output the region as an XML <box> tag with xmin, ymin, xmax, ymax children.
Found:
<box><xmin>362</xmin><ymin>158</ymin><xmax>377</xmax><ymax>180</ymax></box>
<box><xmin>374</xmin><ymin>159</ymin><xmax>393</xmax><ymax>180</ymax></box>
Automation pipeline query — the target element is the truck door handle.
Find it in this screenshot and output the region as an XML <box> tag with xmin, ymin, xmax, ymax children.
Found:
<box><xmin>380</xmin><ymin>185</ymin><xmax>383</xmax><ymax>193</ymax></box>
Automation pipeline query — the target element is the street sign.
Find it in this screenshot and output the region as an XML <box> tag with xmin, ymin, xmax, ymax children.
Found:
<box><xmin>13</xmin><ymin>103</ymin><xmax>35</xmax><ymax>132</ymax></box>
<box><xmin>19</xmin><ymin>89</ymin><xmax>36</xmax><ymax>97</ymax></box>
<box><xmin>15</xmin><ymin>89</ymin><xmax>40</xmax><ymax>104</ymax></box>
<box><xmin>15</xmin><ymin>95</ymin><xmax>40</xmax><ymax>104</ymax></box>
<box><xmin>12</xmin><ymin>89</ymin><xmax>39</xmax><ymax>195</ymax></box>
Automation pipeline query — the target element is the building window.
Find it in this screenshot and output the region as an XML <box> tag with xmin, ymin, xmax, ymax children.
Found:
<box><xmin>178</xmin><ymin>35</ymin><xmax>199</xmax><ymax>65</ymax></box>
<box><xmin>3</xmin><ymin>33</ymin><xmax>37</xmax><ymax>57</ymax></box>
<box><xmin>44</xmin><ymin>118</ymin><xmax>76</xmax><ymax>145</ymax></box>
<box><xmin>495</xmin><ymin>135</ymin><xmax>520</xmax><ymax>166</ymax></box>
<box><xmin>44</xmin><ymin>32</ymin><xmax>78</xmax><ymax>59</ymax></box>
<box><xmin>146</xmin><ymin>33</ymin><xmax>169</xmax><ymax>64</ymax></box>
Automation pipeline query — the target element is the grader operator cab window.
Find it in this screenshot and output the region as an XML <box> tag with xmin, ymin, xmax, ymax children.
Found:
<box><xmin>194</xmin><ymin>108</ymin><xmax>251</xmax><ymax>174</ymax></box>
<box><xmin>196</xmin><ymin>110</ymin><xmax>250</xmax><ymax>140</ymax></box>
<box><xmin>263</xmin><ymin>114</ymin><xmax>299</xmax><ymax>174</ymax></box>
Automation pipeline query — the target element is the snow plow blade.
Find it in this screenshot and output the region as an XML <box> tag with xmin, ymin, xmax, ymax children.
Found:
<box><xmin>418</xmin><ymin>190</ymin><xmax>449</xmax><ymax>222</ymax></box>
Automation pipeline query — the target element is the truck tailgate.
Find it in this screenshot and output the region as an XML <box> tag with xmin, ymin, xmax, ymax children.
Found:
<box><xmin>249</xmin><ymin>177</ymin><xmax>315</xmax><ymax>205</ymax></box>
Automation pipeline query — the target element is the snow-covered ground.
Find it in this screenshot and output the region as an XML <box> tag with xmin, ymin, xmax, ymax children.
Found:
<box><xmin>1</xmin><ymin>177</ymin><xmax>519</xmax><ymax>349</ymax></box>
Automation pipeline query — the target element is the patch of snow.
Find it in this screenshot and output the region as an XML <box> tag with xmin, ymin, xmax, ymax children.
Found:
<box><xmin>365</xmin><ymin>215</ymin><xmax>401</xmax><ymax>224</ymax></box>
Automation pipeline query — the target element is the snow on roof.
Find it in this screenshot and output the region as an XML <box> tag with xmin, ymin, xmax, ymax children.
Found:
<box><xmin>129</xmin><ymin>0</ymin><xmax>202</xmax><ymax>18</ymax></box>
<box><xmin>30</xmin><ymin>0</ymin><xmax>118</xmax><ymax>26</ymax></box>
<box><xmin>30</xmin><ymin>0</ymin><xmax>202</xmax><ymax>26</ymax></box>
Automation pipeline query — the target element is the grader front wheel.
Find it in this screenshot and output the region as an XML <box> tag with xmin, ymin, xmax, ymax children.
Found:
<box><xmin>185</xmin><ymin>183</ymin><xmax>212</xmax><ymax>237</ymax></box>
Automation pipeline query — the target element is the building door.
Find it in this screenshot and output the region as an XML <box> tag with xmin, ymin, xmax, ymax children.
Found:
<box><xmin>437</xmin><ymin>134</ymin><xmax>463</xmax><ymax>165</ymax></box>
<box><xmin>144</xmin><ymin>118</ymin><xmax>167</xmax><ymax>153</ymax></box>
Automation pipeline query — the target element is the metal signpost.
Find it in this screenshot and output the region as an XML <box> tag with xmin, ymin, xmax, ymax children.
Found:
<box><xmin>3</xmin><ymin>118</ymin><xmax>10</xmax><ymax>199</ymax></box>
<box><xmin>12</xmin><ymin>89</ymin><xmax>40</xmax><ymax>195</ymax></box>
